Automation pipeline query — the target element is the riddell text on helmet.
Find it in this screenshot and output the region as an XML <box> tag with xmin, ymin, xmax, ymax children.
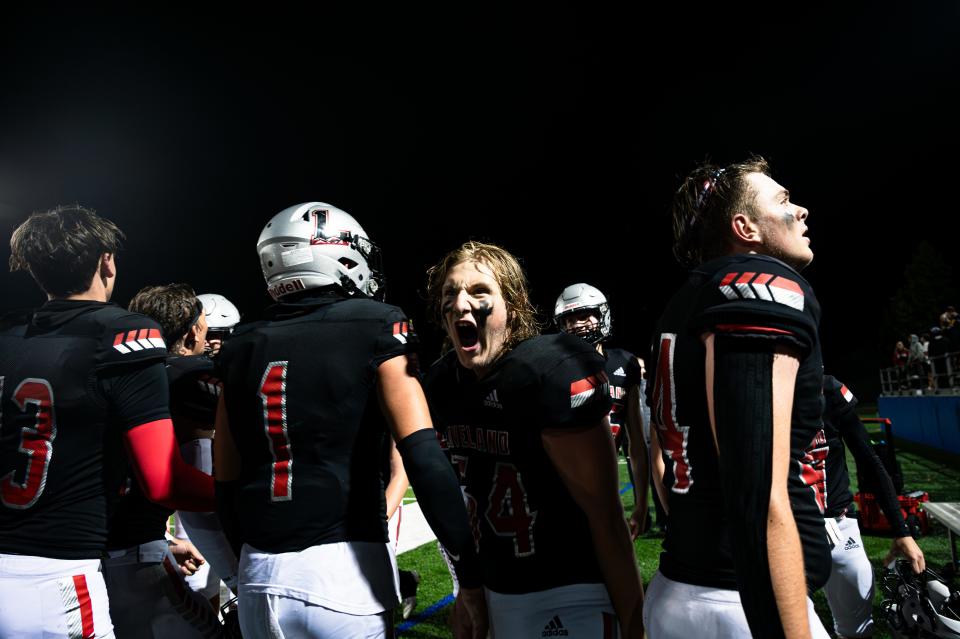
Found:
<box><xmin>270</xmin><ymin>279</ymin><xmax>305</xmax><ymax>298</ymax></box>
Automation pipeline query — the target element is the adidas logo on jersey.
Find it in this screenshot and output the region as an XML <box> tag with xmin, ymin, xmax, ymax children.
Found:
<box><xmin>718</xmin><ymin>271</ymin><xmax>805</xmax><ymax>311</ymax></box>
<box><xmin>542</xmin><ymin>615</ymin><xmax>569</xmax><ymax>637</ymax></box>
<box><xmin>483</xmin><ymin>389</ymin><xmax>502</xmax><ymax>409</ymax></box>
<box><xmin>613</xmin><ymin>366</ymin><xmax>626</xmax><ymax>376</ymax></box>
<box><xmin>844</xmin><ymin>537</ymin><xmax>860</xmax><ymax>550</ymax></box>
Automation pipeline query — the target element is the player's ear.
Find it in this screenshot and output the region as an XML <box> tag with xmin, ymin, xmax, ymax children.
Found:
<box><xmin>100</xmin><ymin>253</ymin><xmax>116</xmax><ymax>278</ymax></box>
<box><xmin>184</xmin><ymin>323</ymin><xmax>202</xmax><ymax>352</ymax></box>
<box><xmin>97</xmin><ymin>252</ymin><xmax>116</xmax><ymax>290</ymax></box>
<box><xmin>730</xmin><ymin>212</ymin><xmax>761</xmax><ymax>246</ymax></box>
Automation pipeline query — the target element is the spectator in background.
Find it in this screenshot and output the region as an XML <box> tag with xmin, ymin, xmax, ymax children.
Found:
<box><xmin>907</xmin><ymin>334</ymin><xmax>930</xmax><ymax>390</ymax></box>
<box><xmin>892</xmin><ymin>340</ymin><xmax>910</xmax><ymax>367</ymax></box>
<box><xmin>893</xmin><ymin>340</ymin><xmax>910</xmax><ymax>389</ymax></box>
<box><xmin>939</xmin><ymin>305</ymin><xmax>957</xmax><ymax>330</ymax></box>
<box><xmin>928</xmin><ymin>327</ymin><xmax>951</xmax><ymax>390</ymax></box>
<box><xmin>943</xmin><ymin>319</ymin><xmax>960</xmax><ymax>384</ymax></box>
<box><xmin>921</xmin><ymin>333</ymin><xmax>933</xmax><ymax>389</ymax></box>
<box><xmin>947</xmin><ymin>315</ymin><xmax>960</xmax><ymax>345</ymax></box>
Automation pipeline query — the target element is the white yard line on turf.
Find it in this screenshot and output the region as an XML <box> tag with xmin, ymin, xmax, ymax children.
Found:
<box><xmin>396</xmin><ymin>502</ymin><xmax>438</xmax><ymax>555</ymax></box>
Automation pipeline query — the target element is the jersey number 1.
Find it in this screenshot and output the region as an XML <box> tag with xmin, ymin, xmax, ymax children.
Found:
<box><xmin>1</xmin><ymin>377</ymin><xmax>57</xmax><ymax>509</ymax></box>
<box><xmin>259</xmin><ymin>362</ymin><xmax>293</xmax><ymax>502</ymax></box>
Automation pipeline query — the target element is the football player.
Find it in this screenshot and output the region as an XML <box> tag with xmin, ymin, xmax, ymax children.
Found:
<box><xmin>176</xmin><ymin>292</ymin><xmax>242</xmax><ymax>610</ymax></box>
<box><xmin>102</xmin><ymin>283</ymin><xmax>228</xmax><ymax>638</ymax></box>
<box><xmin>212</xmin><ymin>202</ymin><xmax>477</xmax><ymax>638</ymax></box>
<box><xmin>821</xmin><ymin>375</ymin><xmax>925</xmax><ymax>638</ymax></box>
<box><xmin>553</xmin><ymin>283</ymin><xmax>649</xmax><ymax>538</ymax></box>
<box><xmin>196</xmin><ymin>293</ymin><xmax>240</xmax><ymax>357</ymax></box>
<box><xmin>424</xmin><ymin>242</ymin><xmax>644</xmax><ymax>638</ymax></box>
<box><xmin>1</xmin><ymin>205</ymin><xmax>214</xmax><ymax>638</ymax></box>
<box><xmin>644</xmin><ymin>157</ymin><xmax>831</xmax><ymax>638</ymax></box>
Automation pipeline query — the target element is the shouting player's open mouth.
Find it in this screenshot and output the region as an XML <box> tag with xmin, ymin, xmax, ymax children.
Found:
<box><xmin>455</xmin><ymin>321</ymin><xmax>479</xmax><ymax>351</ymax></box>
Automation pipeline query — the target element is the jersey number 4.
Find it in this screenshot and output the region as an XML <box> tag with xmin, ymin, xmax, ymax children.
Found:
<box><xmin>259</xmin><ymin>362</ymin><xmax>293</xmax><ymax>502</ymax></box>
<box><xmin>0</xmin><ymin>377</ymin><xmax>56</xmax><ymax>509</ymax></box>
<box><xmin>651</xmin><ymin>334</ymin><xmax>694</xmax><ymax>493</ymax></box>
<box><xmin>484</xmin><ymin>463</ymin><xmax>537</xmax><ymax>557</ymax></box>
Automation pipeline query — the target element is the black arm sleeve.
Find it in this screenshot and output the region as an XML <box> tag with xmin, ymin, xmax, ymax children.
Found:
<box><xmin>713</xmin><ymin>337</ymin><xmax>785</xmax><ymax>639</ymax></box>
<box><xmin>836</xmin><ymin>412</ymin><xmax>910</xmax><ymax>537</ymax></box>
<box><xmin>396</xmin><ymin>428</ymin><xmax>481</xmax><ymax>588</ymax></box>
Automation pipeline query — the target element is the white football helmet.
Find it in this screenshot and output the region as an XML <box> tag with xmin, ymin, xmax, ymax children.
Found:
<box><xmin>553</xmin><ymin>283</ymin><xmax>612</xmax><ymax>344</ymax></box>
<box><xmin>257</xmin><ymin>202</ymin><xmax>384</xmax><ymax>301</ymax></box>
<box><xmin>881</xmin><ymin>560</ymin><xmax>960</xmax><ymax>638</ymax></box>
<box><xmin>197</xmin><ymin>294</ymin><xmax>241</xmax><ymax>330</ymax></box>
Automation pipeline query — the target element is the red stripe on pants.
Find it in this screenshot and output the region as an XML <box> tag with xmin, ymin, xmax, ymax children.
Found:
<box><xmin>72</xmin><ymin>575</ymin><xmax>95</xmax><ymax>638</ymax></box>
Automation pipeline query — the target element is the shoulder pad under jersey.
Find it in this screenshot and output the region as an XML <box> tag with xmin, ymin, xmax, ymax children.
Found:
<box><xmin>93</xmin><ymin>307</ymin><xmax>167</xmax><ymax>371</ymax></box>
<box><xmin>693</xmin><ymin>254</ymin><xmax>820</xmax><ymax>352</ymax></box>
<box><xmin>507</xmin><ymin>334</ymin><xmax>612</xmax><ymax>429</ymax></box>
<box><xmin>823</xmin><ymin>374</ymin><xmax>857</xmax><ymax>417</ymax></box>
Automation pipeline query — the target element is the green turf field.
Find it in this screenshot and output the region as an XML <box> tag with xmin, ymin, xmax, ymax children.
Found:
<box><xmin>395</xmin><ymin>437</ymin><xmax>960</xmax><ymax>637</ymax></box>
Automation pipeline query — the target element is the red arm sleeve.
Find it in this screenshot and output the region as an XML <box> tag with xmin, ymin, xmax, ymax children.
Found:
<box><xmin>124</xmin><ymin>418</ymin><xmax>215</xmax><ymax>512</ymax></box>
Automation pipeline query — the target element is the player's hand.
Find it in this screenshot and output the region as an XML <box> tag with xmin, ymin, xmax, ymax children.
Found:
<box><xmin>169</xmin><ymin>539</ymin><xmax>206</xmax><ymax>576</ymax></box>
<box><xmin>206</xmin><ymin>339</ymin><xmax>222</xmax><ymax>356</ymax></box>
<box><xmin>449</xmin><ymin>587</ymin><xmax>488</xmax><ymax>639</ymax></box>
<box><xmin>628</xmin><ymin>506</ymin><xmax>648</xmax><ymax>540</ymax></box>
<box><xmin>885</xmin><ymin>535</ymin><xmax>926</xmax><ymax>573</ymax></box>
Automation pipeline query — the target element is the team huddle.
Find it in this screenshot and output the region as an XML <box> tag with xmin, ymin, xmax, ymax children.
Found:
<box><xmin>0</xmin><ymin>157</ymin><xmax>929</xmax><ymax>638</ymax></box>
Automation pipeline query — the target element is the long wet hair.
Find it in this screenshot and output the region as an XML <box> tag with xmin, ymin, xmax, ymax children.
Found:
<box><xmin>426</xmin><ymin>241</ymin><xmax>542</xmax><ymax>352</ymax></box>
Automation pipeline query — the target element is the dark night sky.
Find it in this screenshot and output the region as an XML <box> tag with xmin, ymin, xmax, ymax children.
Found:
<box><xmin>3</xmin><ymin>6</ymin><xmax>960</xmax><ymax>398</ymax></box>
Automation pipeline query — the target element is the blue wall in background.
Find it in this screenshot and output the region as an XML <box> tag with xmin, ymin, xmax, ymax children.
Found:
<box><xmin>878</xmin><ymin>395</ymin><xmax>960</xmax><ymax>456</ymax></box>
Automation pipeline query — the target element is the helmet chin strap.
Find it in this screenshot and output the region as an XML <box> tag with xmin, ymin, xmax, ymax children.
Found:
<box><xmin>339</xmin><ymin>272</ymin><xmax>362</xmax><ymax>296</ymax></box>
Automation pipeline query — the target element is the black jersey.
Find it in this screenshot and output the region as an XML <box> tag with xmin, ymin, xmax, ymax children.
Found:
<box><xmin>647</xmin><ymin>254</ymin><xmax>831</xmax><ymax>591</ymax></box>
<box><xmin>424</xmin><ymin>333</ymin><xmax>612</xmax><ymax>595</ymax></box>
<box><xmin>604</xmin><ymin>348</ymin><xmax>641</xmax><ymax>445</ymax></box>
<box><xmin>107</xmin><ymin>355</ymin><xmax>220</xmax><ymax>550</ymax></box>
<box><xmin>167</xmin><ymin>355</ymin><xmax>221</xmax><ymax>433</ymax></box>
<box><xmin>218</xmin><ymin>292</ymin><xmax>415</xmax><ymax>554</ymax></box>
<box><xmin>0</xmin><ymin>300</ymin><xmax>169</xmax><ymax>559</ymax></box>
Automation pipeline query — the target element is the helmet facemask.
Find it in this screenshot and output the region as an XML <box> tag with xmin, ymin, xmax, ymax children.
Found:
<box><xmin>553</xmin><ymin>283</ymin><xmax>612</xmax><ymax>345</ymax></box>
<box><xmin>557</xmin><ymin>306</ymin><xmax>610</xmax><ymax>344</ymax></box>
<box><xmin>337</xmin><ymin>230</ymin><xmax>386</xmax><ymax>301</ymax></box>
